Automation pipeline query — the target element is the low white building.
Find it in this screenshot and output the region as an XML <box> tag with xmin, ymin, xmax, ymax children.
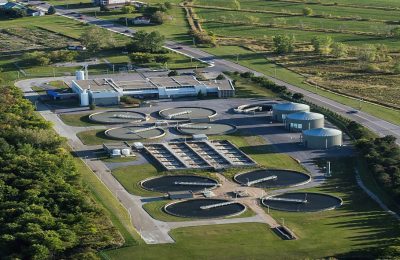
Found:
<box><xmin>70</xmin><ymin>74</ymin><xmax>235</xmax><ymax>106</ymax></box>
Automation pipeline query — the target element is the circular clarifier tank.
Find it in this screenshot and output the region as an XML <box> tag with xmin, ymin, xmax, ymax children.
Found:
<box><xmin>89</xmin><ymin>110</ymin><xmax>147</xmax><ymax>124</ymax></box>
<box><xmin>105</xmin><ymin>125</ymin><xmax>165</xmax><ymax>140</ymax></box>
<box><xmin>234</xmin><ymin>169</ymin><xmax>311</xmax><ymax>188</ymax></box>
<box><xmin>164</xmin><ymin>199</ymin><xmax>246</xmax><ymax>218</ymax></box>
<box><xmin>177</xmin><ymin>122</ymin><xmax>237</xmax><ymax>135</ymax></box>
<box><xmin>159</xmin><ymin>107</ymin><xmax>217</xmax><ymax>120</ymax></box>
<box><xmin>261</xmin><ymin>192</ymin><xmax>342</xmax><ymax>212</ymax></box>
<box><xmin>141</xmin><ymin>175</ymin><xmax>219</xmax><ymax>193</ymax></box>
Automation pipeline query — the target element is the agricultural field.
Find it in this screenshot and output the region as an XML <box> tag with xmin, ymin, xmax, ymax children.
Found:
<box><xmin>0</xmin><ymin>27</ymin><xmax>72</xmax><ymax>52</ymax></box>
<box><xmin>186</xmin><ymin>0</ymin><xmax>400</xmax><ymax>111</ymax></box>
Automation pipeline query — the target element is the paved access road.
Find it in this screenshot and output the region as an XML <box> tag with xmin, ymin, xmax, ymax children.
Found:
<box><xmin>28</xmin><ymin>1</ymin><xmax>400</xmax><ymax>143</ymax></box>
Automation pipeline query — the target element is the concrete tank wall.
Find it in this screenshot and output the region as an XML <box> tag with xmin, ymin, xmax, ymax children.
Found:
<box><xmin>272</xmin><ymin>103</ymin><xmax>310</xmax><ymax>122</ymax></box>
<box><xmin>303</xmin><ymin>133</ymin><xmax>342</xmax><ymax>149</ymax></box>
<box><xmin>285</xmin><ymin>117</ymin><xmax>324</xmax><ymax>132</ymax></box>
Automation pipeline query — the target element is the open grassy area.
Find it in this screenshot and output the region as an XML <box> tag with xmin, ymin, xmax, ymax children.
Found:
<box><xmin>76</xmin><ymin>129</ymin><xmax>114</xmax><ymax>145</ymax></box>
<box><xmin>102</xmin><ymin>156</ymin><xmax>400</xmax><ymax>259</ymax></box>
<box><xmin>112</xmin><ymin>163</ymin><xmax>163</xmax><ymax>197</ymax></box>
<box><xmin>59</xmin><ymin>113</ymin><xmax>97</xmax><ymax>127</ymax></box>
<box><xmin>73</xmin><ymin>155</ymin><xmax>142</xmax><ymax>246</ymax></box>
<box><xmin>142</xmin><ymin>199</ymin><xmax>256</xmax><ymax>222</ymax></box>
<box><xmin>112</xmin><ymin>164</ymin><xmax>219</xmax><ymax>197</ymax></box>
<box><xmin>102</xmin><ymin>156</ymin><xmax>137</xmax><ymax>163</ymax></box>
<box><xmin>231</xmin><ymin>74</ymin><xmax>277</xmax><ymax>98</ymax></box>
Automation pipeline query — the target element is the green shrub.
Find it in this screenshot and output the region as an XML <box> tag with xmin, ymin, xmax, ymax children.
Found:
<box><xmin>302</xmin><ymin>7</ymin><xmax>313</xmax><ymax>16</ymax></box>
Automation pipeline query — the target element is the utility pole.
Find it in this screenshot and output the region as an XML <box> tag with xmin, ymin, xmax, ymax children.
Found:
<box><xmin>236</xmin><ymin>54</ymin><xmax>239</xmax><ymax>62</ymax></box>
<box><xmin>192</xmin><ymin>37</ymin><xmax>196</xmax><ymax>46</ymax></box>
<box><xmin>125</xmin><ymin>17</ymin><xmax>128</xmax><ymax>27</ymax></box>
<box><xmin>112</xmin><ymin>64</ymin><xmax>115</xmax><ymax>74</ymax></box>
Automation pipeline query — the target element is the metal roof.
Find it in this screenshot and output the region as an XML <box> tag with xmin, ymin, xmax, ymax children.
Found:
<box><xmin>287</xmin><ymin>112</ymin><xmax>324</xmax><ymax>121</ymax></box>
<box><xmin>303</xmin><ymin>128</ymin><xmax>342</xmax><ymax>137</ymax></box>
<box><xmin>273</xmin><ymin>102</ymin><xmax>310</xmax><ymax>111</ymax></box>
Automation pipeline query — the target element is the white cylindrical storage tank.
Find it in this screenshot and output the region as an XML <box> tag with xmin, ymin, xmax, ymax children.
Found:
<box><xmin>302</xmin><ymin>128</ymin><xmax>342</xmax><ymax>149</ymax></box>
<box><xmin>80</xmin><ymin>89</ymin><xmax>89</xmax><ymax>106</ymax></box>
<box><xmin>112</xmin><ymin>149</ymin><xmax>121</xmax><ymax>156</ymax></box>
<box><xmin>121</xmin><ymin>149</ymin><xmax>130</xmax><ymax>156</ymax></box>
<box><xmin>272</xmin><ymin>102</ymin><xmax>310</xmax><ymax>122</ymax></box>
<box><xmin>76</xmin><ymin>70</ymin><xmax>85</xmax><ymax>80</ymax></box>
<box><xmin>285</xmin><ymin>112</ymin><xmax>324</xmax><ymax>132</ymax></box>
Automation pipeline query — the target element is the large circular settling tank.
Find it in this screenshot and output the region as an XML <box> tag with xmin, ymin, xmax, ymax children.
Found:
<box><xmin>89</xmin><ymin>110</ymin><xmax>147</xmax><ymax>124</ymax></box>
<box><xmin>141</xmin><ymin>175</ymin><xmax>218</xmax><ymax>193</ymax></box>
<box><xmin>165</xmin><ymin>199</ymin><xmax>246</xmax><ymax>218</ymax></box>
<box><xmin>234</xmin><ymin>169</ymin><xmax>311</xmax><ymax>188</ymax></box>
<box><xmin>105</xmin><ymin>125</ymin><xmax>165</xmax><ymax>140</ymax></box>
<box><xmin>177</xmin><ymin>122</ymin><xmax>237</xmax><ymax>135</ymax></box>
<box><xmin>262</xmin><ymin>192</ymin><xmax>342</xmax><ymax>212</ymax></box>
<box><xmin>159</xmin><ymin>107</ymin><xmax>217</xmax><ymax>120</ymax></box>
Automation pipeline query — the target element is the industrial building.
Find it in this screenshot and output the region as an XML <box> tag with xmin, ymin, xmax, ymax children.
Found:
<box><xmin>302</xmin><ymin>128</ymin><xmax>342</xmax><ymax>149</ymax></box>
<box><xmin>272</xmin><ymin>102</ymin><xmax>310</xmax><ymax>122</ymax></box>
<box><xmin>285</xmin><ymin>112</ymin><xmax>324</xmax><ymax>132</ymax></box>
<box><xmin>70</xmin><ymin>72</ymin><xmax>235</xmax><ymax>106</ymax></box>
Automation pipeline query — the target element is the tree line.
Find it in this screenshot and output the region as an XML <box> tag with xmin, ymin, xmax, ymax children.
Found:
<box><xmin>0</xmin><ymin>86</ymin><xmax>122</xmax><ymax>259</ymax></box>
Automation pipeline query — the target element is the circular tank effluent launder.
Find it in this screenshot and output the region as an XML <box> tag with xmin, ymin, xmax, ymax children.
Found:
<box><xmin>159</xmin><ymin>107</ymin><xmax>217</xmax><ymax>120</ymax></box>
<box><xmin>261</xmin><ymin>192</ymin><xmax>342</xmax><ymax>212</ymax></box>
<box><xmin>176</xmin><ymin>122</ymin><xmax>237</xmax><ymax>135</ymax></box>
<box><xmin>141</xmin><ymin>175</ymin><xmax>219</xmax><ymax>193</ymax></box>
<box><xmin>164</xmin><ymin>199</ymin><xmax>246</xmax><ymax>218</ymax></box>
<box><xmin>234</xmin><ymin>169</ymin><xmax>311</xmax><ymax>188</ymax></box>
<box><xmin>89</xmin><ymin>110</ymin><xmax>147</xmax><ymax>124</ymax></box>
<box><xmin>104</xmin><ymin>125</ymin><xmax>165</xmax><ymax>140</ymax></box>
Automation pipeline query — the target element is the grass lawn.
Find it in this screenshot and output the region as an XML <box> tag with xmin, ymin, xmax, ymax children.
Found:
<box><xmin>73</xmin><ymin>154</ymin><xmax>142</xmax><ymax>246</ymax></box>
<box><xmin>142</xmin><ymin>199</ymin><xmax>256</xmax><ymax>222</ymax></box>
<box><xmin>231</xmin><ymin>74</ymin><xmax>277</xmax><ymax>98</ymax></box>
<box><xmin>76</xmin><ymin>129</ymin><xmax>114</xmax><ymax>145</ymax></box>
<box><xmin>112</xmin><ymin>163</ymin><xmax>163</xmax><ymax>197</ymax></box>
<box><xmin>59</xmin><ymin>113</ymin><xmax>97</xmax><ymax>127</ymax></box>
<box><xmin>102</xmin><ymin>156</ymin><xmax>400</xmax><ymax>259</ymax></box>
<box><xmin>102</xmin><ymin>156</ymin><xmax>137</xmax><ymax>163</ymax></box>
<box><xmin>112</xmin><ymin>164</ymin><xmax>218</xmax><ymax>197</ymax></box>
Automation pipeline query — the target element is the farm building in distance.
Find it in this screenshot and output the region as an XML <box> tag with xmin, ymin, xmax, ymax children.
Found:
<box><xmin>70</xmin><ymin>73</ymin><xmax>235</xmax><ymax>106</ymax></box>
<box><xmin>0</xmin><ymin>2</ymin><xmax>45</xmax><ymax>16</ymax></box>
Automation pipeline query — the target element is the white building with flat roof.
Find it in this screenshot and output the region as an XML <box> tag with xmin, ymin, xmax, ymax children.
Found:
<box><xmin>70</xmin><ymin>75</ymin><xmax>235</xmax><ymax>106</ymax></box>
